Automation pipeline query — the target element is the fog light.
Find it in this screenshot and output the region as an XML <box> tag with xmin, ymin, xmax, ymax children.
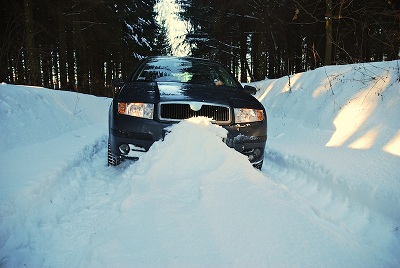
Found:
<box><xmin>254</xmin><ymin>148</ymin><xmax>262</xmax><ymax>158</ymax></box>
<box><xmin>119</xmin><ymin>144</ymin><xmax>130</xmax><ymax>155</ymax></box>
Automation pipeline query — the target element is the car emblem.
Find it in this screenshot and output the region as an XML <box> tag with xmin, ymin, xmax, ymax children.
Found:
<box><xmin>190</xmin><ymin>102</ymin><xmax>203</xmax><ymax>111</ymax></box>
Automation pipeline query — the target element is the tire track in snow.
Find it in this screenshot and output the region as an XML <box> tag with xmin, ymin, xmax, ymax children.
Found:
<box><xmin>0</xmin><ymin>136</ymin><xmax>134</xmax><ymax>267</ymax></box>
<box><xmin>262</xmin><ymin>149</ymin><xmax>400</xmax><ymax>263</ymax></box>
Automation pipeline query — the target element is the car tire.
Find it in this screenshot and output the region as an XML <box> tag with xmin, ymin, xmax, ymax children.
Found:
<box><xmin>108</xmin><ymin>143</ymin><xmax>122</xmax><ymax>166</ymax></box>
<box><xmin>253</xmin><ymin>160</ymin><xmax>263</xmax><ymax>170</ymax></box>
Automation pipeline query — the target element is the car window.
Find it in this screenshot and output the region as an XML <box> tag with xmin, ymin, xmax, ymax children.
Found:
<box><xmin>132</xmin><ymin>58</ymin><xmax>239</xmax><ymax>87</ymax></box>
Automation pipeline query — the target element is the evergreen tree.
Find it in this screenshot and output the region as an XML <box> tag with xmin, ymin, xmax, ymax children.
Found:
<box><xmin>155</xmin><ymin>19</ymin><xmax>172</xmax><ymax>56</ymax></box>
<box><xmin>176</xmin><ymin>0</ymin><xmax>400</xmax><ymax>79</ymax></box>
<box><xmin>0</xmin><ymin>0</ymin><xmax>170</xmax><ymax>96</ymax></box>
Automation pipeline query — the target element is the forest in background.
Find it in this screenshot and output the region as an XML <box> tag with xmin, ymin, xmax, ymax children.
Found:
<box><xmin>0</xmin><ymin>0</ymin><xmax>170</xmax><ymax>96</ymax></box>
<box><xmin>0</xmin><ymin>0</ymin><xmax>399</xmax><ymax>95</ymax></box>
<box><xmin>179</xmin><ymin>0</ymin><xmax>400</xmax><ymax>81</ymax></box>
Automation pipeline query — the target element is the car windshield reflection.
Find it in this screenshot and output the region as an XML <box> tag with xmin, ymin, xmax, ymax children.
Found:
<box><xmin>133</xmin><ymin>58</ymin><xmax>238</xmax><ymax>87</ymax></box>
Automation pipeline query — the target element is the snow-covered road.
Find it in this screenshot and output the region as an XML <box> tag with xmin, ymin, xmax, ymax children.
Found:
<box><xmin>2</xmin><ymin>130</ymin><xmax>397</xmax><ymax>267</ymax></box>
<box><xmin>264</xmin><ymin>148</ymin><xmax>399</xmax><ymax>260</ymax></box>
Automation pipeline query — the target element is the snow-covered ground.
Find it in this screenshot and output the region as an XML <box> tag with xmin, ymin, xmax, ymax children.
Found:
<box><xmin>1</xmin><ymin>60</ymin><xmax>399</xmax><ymax>267</ymax></box>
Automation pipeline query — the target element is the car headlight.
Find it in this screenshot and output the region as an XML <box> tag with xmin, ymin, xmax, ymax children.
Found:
<box><xmin>118</xmin><ymin>102</ymin><xmax>154</xmax><ymax>119</ymax></box>
<box><xmin>234</xmin><ymin>108</ymin><xmax>264</xmax><ymax>123</ymax></box>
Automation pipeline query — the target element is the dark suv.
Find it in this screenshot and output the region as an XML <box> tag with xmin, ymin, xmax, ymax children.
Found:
<box><xmin>108</xmin><ymin>56</ymin><xmax>267</xmax><ymax>169</ymax></box>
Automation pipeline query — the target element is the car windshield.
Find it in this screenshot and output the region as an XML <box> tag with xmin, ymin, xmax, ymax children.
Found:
<box><xmin>132</xmin><ymin>57</ymin><xmax>239</xmax><ymax>87</ymax></box>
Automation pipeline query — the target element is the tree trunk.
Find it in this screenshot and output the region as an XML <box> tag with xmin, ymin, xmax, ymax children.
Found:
<box><xmin>91</xmin><ymin>52</ymin><xmax>105</xmax><ymax>96</ymax></box>
<box><xmin>52</xmin><ymin>49</ymin><xmax>59</xmax><ymax>88</ymax></box>
<box><xmin>58</xmin><ymin>2</ymin><xmax>67</xmax><ymax>90</ymax></box>
<box><xmin>66</xmin><ymin>21</ymin><xmax>75</xmax><ymax>91</ymax></box>
<box><xmin>6</xmin><ymin>58</ymin><xmax>14</xmax><ymax>83</ymax></box>
<box><xmin>262</xmin><ymin>31</ymin><xmax>268</xmax><ymax>78</ymax></box>
<box><xmin>240</xmin><ymin>30</ymin><xmax>247</xmax><ymax>82</ymax></box>
<box><xmin>325</xmin><ymin>0</ymin><xmax>333</xmax><ymax>65</ymax></box>
<box><xmin>23</xmin><ymin>0</ymin><xmax>41</xmax><ymax>85</ymax></box>
<box><xmin>74</xmin><ymin>22</ymin><xmax>90</xmax><ymax>94</ymax></box>
<box><xmin>41</xmin><ymin>49</ymin><xmax>50</xmax><ymax>88</ymax></box>
<box><xmin>17</xmin><ymin>51</ymin><xmax>26</xmax><ymax>83</ymax></box>
<box><xmin>105</xmin><ymin>60</ymin><xmax>113</xmax><ymax>97</ymax></box>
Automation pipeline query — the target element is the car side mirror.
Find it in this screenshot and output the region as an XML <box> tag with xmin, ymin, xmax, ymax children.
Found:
<box><xmin>243</xmin><ymin>85</ymin><xmax>257</xmax><ymax>95</ymax></box>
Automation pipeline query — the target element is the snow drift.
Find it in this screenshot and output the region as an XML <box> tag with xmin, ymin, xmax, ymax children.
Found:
<box><xmin>252</xmin><ymin>61</ymin><xmax>400</xmax><ymax>222</ymax></box>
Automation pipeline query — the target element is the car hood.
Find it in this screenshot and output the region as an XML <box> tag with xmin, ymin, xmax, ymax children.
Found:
<box><xmin>117</xmin><ymin>82</ymin><xmax>263</xmax><ymax>109</ymax></box>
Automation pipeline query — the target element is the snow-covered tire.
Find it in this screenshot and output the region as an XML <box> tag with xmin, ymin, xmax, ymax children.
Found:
<box><xmin>253</xmin><ymin>160</ymin><xmax>263</xmax><ymax>170</ymax></box>
<box><xmin>108</xmin><ymin>143</ymin><xmax>122</xmax><ymax>166</ymax></box>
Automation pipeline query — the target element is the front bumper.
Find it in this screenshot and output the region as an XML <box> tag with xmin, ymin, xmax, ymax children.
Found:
<box><xmin>223</xmin><ymin>122</ymin><xmax>267</xmax><ymax>164</ymax></box>
<box><xmin>109</xmin><ymin>114</ymin><xmax>267</xmax><ymax>164</ymax></box>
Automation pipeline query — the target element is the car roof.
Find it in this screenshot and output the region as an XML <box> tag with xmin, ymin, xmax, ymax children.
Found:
<box><xmin>143</xmin><ymin>56</ymin><xmax>218</xmax><ymax>64</ymax></box>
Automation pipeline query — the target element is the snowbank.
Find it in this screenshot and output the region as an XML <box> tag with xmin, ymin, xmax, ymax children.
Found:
<box><xmin>252</xmin><ymin>61</ymin><xmax>400</xmax><ymax>221</ymax></box>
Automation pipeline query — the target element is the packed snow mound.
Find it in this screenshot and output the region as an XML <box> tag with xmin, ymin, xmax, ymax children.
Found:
<box><xmin>133</xmin><ymin>117</ymin><xmax>253</xmax><ymax>177</ymax></box>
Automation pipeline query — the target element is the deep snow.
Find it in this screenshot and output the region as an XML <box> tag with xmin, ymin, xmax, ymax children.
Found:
<box><xmin>1</xmin><ymin>60</ymin><xmax>399</xmax><ymax>267</ymax></box>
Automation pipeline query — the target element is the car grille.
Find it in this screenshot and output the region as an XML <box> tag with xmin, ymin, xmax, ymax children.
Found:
<box><xmin>159</xmin><ymin>102</ymin><xmax>231</xmax><ymax>124</ymax></box>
